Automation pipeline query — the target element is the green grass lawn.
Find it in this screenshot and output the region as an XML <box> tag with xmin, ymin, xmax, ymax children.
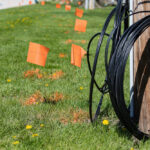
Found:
<box><xmin>0</xmin><ymin>2</ymin><xmax>150</xmax><ymax>150</ymax></box>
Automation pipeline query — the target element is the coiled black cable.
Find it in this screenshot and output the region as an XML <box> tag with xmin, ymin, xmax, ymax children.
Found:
<box><xmin>88</xmin><ymin>0</ymin><xmax>128</xmax><ymax>122</ymax></box>
<box><xmin>108</xmin><ymin>16</ymin><xmax>150</xmax><ymax>140</ymax></box>
<box><xmin>87</xmin><ymin>0</ymin><xmax>150</xmax><ymax>140</ymax></box>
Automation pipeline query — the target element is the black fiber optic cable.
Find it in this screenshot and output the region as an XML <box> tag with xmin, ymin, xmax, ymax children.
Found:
<box><xmin>87</xmin><ymin>0</ymin><xmax>150</xmax><ymax>140</ymax></box>
<box><xmin>108</xmin><ymin>16</ymin><xmax>150</xmax><ymax>140</ymax></box>
<box><xmin>88</xmin><ymin>0</ymin><xmax>128</xmax><ymax>122</ymax></box>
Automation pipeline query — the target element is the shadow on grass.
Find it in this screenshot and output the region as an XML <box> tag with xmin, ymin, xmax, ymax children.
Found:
<box><xmin>92</xmin><ymin>103</ymin><xmax>133</xmax><ymax>139</ymax></box>
<box><xmin>84</xmin><ymin>11</ymin><xmax>111</xmax><ymax>18</ymax></box>
<box><xmin>45</xmin><ymin>64</ymin><xmax>60</xmax><ymax>69</ymax></box>
<box><xmin>100</xmin><ymin>103</ymin><xmax>113</xmax><ymax>116</ymax></box>
<box><xmin>114</xmin><ymin>122</ymin><xmax>132</xmax><ymax>139</ymax></box>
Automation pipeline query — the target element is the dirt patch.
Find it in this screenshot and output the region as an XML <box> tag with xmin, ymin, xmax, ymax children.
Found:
<box><xmin>60</xmin><ymin>118</ymin><xmax>68</xmax><ymax>125</ymax></box>
<box><xmin>59</xmin><ymin>24</ymin><xmax>62</xmax><ymax>27</ymax></box>
<box><xmin>24</xmin><ymin>69</ymin><xmax>43</xmax><ymax>79</ymax></box>
<box><xmin>44</xmin><ymin>92</ymin><xmax>64</xmax><ymax>104</ymax></box>
<box><xmin>48</xmin><ymin>70</ymin><xmax>64</xmax><ymax>80</ymax></box>
<box><xmin>64</xmin><ymin>31</ymin><xmax>70</xmax><ymax>34</ymax></box>
<box><xmin>23</xmin><ymin>91</ymin><xmax>64</xmax><ymax>106</ymax></box>
<box><xmin>59</xmin><ymin>53</ymin><xmax>67</xmax><ymax>58</ymax></box>
<box><xmin>65</xmin><ymin>39</ymin><xmax>72</xmax><ymax>44</ymax></box>
<box><xmin>65</xmin><ymin>39</ymin><xmax>87</xmax><ymax>44</ymax></box>
<box><xmin>81</xmin><ymin>40</ymin><xmax>86</xmax><ymax>44</ymax></box>
<box><xmin>60</xmin><ymin>108</ymin><xmax>89</xmax><ymax>124</ymax></box>
<box><xmin>71</xmin><ymin>109</ymin><xmax>89</xmax><ymax>123</ymax></box>
<box><xmin>23</xmin><ymin>91</ymin><xmax>44</xmax><ymax>106</ymax></box>
<box><xmin>24</xmin><ymin>69</ymin><xmax>64</xmax><ymax>80</ymax></box>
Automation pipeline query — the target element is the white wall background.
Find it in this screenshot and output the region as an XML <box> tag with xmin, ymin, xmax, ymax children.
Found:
<box><xmin>0</xmin><ymin>0</ymin><xmax>35</xmax><ymax>10</ymax></box>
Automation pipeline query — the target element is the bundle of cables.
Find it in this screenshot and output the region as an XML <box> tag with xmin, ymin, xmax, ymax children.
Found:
<box><xmin>87</xmin><ymin>0</ymin><xmax>150</xmax><ymax>140</ymax></box>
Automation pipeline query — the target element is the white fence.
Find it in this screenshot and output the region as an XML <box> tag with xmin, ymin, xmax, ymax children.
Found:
<box><xmin>0</xmin><ymin>0</ymin><xmax>36</xmax><ymax>10</ymax></box>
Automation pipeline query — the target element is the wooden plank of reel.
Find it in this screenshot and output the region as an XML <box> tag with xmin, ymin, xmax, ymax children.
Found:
<box><xmin>133</xmin><ymin>0</ymin><xmax>150</xmax><ymax>134</ymax></box>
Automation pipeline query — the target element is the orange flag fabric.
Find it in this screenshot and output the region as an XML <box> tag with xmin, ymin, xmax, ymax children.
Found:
<box><xmin>74</xmin><ymin>19</ymin><xmax>87</xmax><ymax>32</ymax></box>
<box><xmin>29</xmin><ymin>0</ymin><xmax>32</xmax><ymax>5</ymax></box>
<box><xmin>71</xmin><ymin>44</ymin><xmax>87</xmax><ymax>68</ymax></box>
<box><xmin>56</xmin><ymin>4</ymin><xmax>61</xmax><ymax>8</ymax></box>
<box><xmin>27</xmin><ymin>42</ymin><xmax>49</xmax><ymax>67</ymax></box>
<box><xmin>66</xmin><ymin>0</ymin><xmax>70</xmax><ymax>4</ymax></box>
<box><xmin>75</xmin><ymin>8</ymin><xmax>84</xmax><ymax>18</ymax></box>
<box><xmin>65</xmin><ymin>5</ymin><xmax>71</xmax><ymax>11</ymax></box>
<box><xmin>81</xmin><ymin>48</ymin><xmax>87</xmax><ymax>58</ymax></box>
<box><xmin>78</xmin><ymin>1</ymin><xmax>81</xmax><ymax>5</ymax></box>
<box><xmin>41</xmin><ymin>1</ymin><xmax>45</xmax><ymax>5</ymax></box>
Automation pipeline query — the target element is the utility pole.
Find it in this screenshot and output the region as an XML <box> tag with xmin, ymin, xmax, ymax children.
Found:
<box><xmin>85</xmin><ymin>0</ymin><xmax>89</xmax><ymax>9</ymax></box>
<box><xmin>85</xmin><ymin>0</ymin><xmax>95</xmax><ymax>10</ymax></box>
<box><xmin>89</xmin><ymin>0</ymin><xmax>95</xmax><ymax>9</ymax></box>
<box><xmin>133</xmin><ymin>0</ymin><xmax>150</xmax><ymax>134</ymax></box>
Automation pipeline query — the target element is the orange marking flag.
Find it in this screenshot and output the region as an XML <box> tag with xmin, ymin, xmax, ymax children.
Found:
<box><xmin>56</xmin><ymin>4</ymin><xmax>61</xmax><ymax>8</ymax></box>
<box><xmin>27</xmin><ymin>42</ymin><xmax>49</xmax><ymax>67</ymax></box>
<box><xmin>71</xmin><ymin>44</ymin><xmax>87</xmax><ymax>68</ymax></box>
<box><xmin>66</xmin><ymin>1</ymin><xmax>70</xmax><ymax>4</ymax></box>
<box><xmin>29</xmin><ymin>0</ymin><xmax>32</xmax><ymax>5</ymax></box>
<box><xmin>74</xmin><ymin>19</ymin><xmax>87</xmax><ymax>32</ymax></box>
<box><xmin>78</xmin><ymin>1</ymin><xmax>81</xmax><ymax>5</ymax></box>
<box><xmin>75</xmin><ymin>8</ymin><xmax>84</xmax><ymax>18</ymax></box>
<box><xmin>81</xmin><ymin>48</ymin><xmax>87</xmax><ymax>58</ymax></box>
<box><xmin>41</xmin><ymin>1</ymin><xmax>45</xmax><ymax>5</ymax></box>
<box><xmin>64</xmin><ymin>30</ymin><xmax>70</xmax><ymax>34</ymax></box>
<box><xmin>65</xmin><ymin>5</ymin><xmax>71</xmax><ymax>11</ymax></box>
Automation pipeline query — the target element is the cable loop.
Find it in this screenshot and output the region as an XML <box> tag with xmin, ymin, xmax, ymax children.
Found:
<box><xmin>87</xmin><ymin>0</ymin><xmax>150</xmax><ymax>140</ymax></box>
